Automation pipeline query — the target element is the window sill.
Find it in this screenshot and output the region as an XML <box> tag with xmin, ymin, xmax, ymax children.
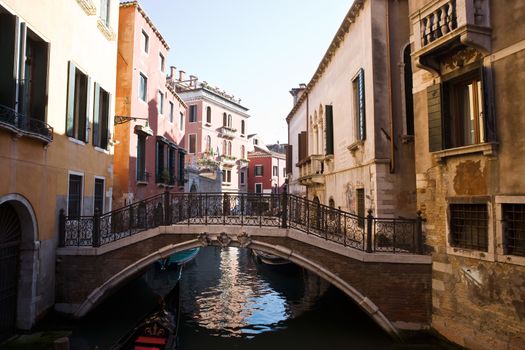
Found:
<box><xmin>68</xmin><ymin>137</ymin><xmax>86</xmax><ymax>146</ymax></box>
<box><xmin>75</xmin><ymin>0</ymin><xmax>96</xmax><ymax>15</ymax></box>
<box><xmin>94</xmin><ymin>146</ymin><xmax>110</xmax><ymax>154</ymax></box>
<box><xmin>495</xmin><ymin>253</ymin><xmax>525</xmax><ymax>267</ymax></box>
<box><xmin>347</xmin><ymin>140</ymin><xmax>364</xmax><ymax>155</ymax></box>
<box><xmin>446</xmin><ymin>246</ymin><xmax>495</xmax><ymax>262</ymax></box>
<box><xmin>432</xmin><ymin>142</ymin><xmax>498</xmax><ymax>164</ymax></box>
<box><xmin>204</xmin><ymin>122</ymin><xmax>212</xmax><ymax>127</ymax></box>
<box><xmin>97</xmin><ymin>19</ymin><xmax>116</xmax><ymax>41</ymax></box>
<box><xmin>136</xmin><ymin>181</ymin><xmax>148</xmax><ymax>186</ymax></box>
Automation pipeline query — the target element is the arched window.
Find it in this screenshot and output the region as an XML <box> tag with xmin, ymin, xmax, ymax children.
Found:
<box><xmin>241</xmin><ymin>145</ymin><xmax>245</xmax><ymax>159</ymax></box>
<box><xmin>228</xmin><ymin>114</ymin><xmax>232</xmax><ymax>128</ymax></box>
<box><xmin>228</xmin><ymin>141</ymin><xmax>232</xmax><ymax>156</ymax></box>
<box><xmin>206</xmin><ymin>106</ymin><xmax>212</xmax><ymax>124</ymax></box>
<box><xmin>241</xmin><ymin>120</ymin><xmax>245</xmax><ymax>135</ymax></box>
<box><xmin>223</xmin><ymin>112</ymin><xmax>227</xmax><ymax>127</ymax></box>
<box><xmin>205</xmin><ymin>135</ymin><xmax>211</xmax><ymax>152</ymax></box>
<box><xmin>222</xmin><ymin>140</ymin><xmax>227</xmax><ymax>155</ymax></box>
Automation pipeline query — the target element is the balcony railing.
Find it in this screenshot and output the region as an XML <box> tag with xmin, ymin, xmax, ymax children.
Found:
<box><xmin>218</xmin><ymin>126</ymin><xmax>236</xmax><ymax>139</ymax></box>
<box><xmin>412</xmin><ymin>0</ymin><xmax>491</xmax><ymax>57</ymax></box>
<box><xmin>220</xmin><ymin>155</ymin><xmax>237</xmax><ymax>166</ymax></box>
<box><xmin>297</xmin><ymin>154</ymin><xmax>325</xmax><ymax>186</ymax></box>
<box><xmin>0</xmin><ymin>104</ymin><xmax>53</xmax><ymax>143</ymax></box>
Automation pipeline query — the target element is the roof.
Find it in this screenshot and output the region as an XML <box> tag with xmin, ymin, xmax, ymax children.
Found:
<box><xmin>120</xmin><ymin>1</ymin><xmax>170</xmax><ymax>50</ymax></box>
<box><xmin>248</xmin><ymin>145</ymin><xmax>286</xmax><ymax>159</ymax></box>
<box><xmin>286</xmin><ymin>0</ymin><xmax>365</xmax><ymax>123</ymax></box>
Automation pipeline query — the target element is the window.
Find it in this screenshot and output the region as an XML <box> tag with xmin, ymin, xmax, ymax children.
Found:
<box><xmin>254</xmin><ymin>139</ymin><xmax>259</xmax><ymax>145</ymax></box>
<box><xmin>240</xmin><ymin>145</ymin><xmax>245</xmax><ymax>159</ymax></box>
<box><xmin>93</xmin><ymin>84</ymin><xmax>110</xmax><ymax>149</ymax></box>
<box><xmin>254</xmin><ymin>165</ymin><xmax>263</xmax><ymax>177</ymax></box>
<box><xmin>136</xmin><ymin>133</ymin><xmax>147</xmax><ymax>182</ymax></box>
<box><xmin>450</xmin><ymin>203</ymin><xmax>488</xmax><ymax>251</ymax></box>
<box><xmin>139</xmin><ymin>73</ymin><xmax>147</xmax><ymax>102</ymax></box>
<box><xmin>99</xmin><ymin>0</ymin><xmax>110</xmax><ymax>26</ymax></box>
<box><xmin>445</xmin><ymin>71</ymin><xmax>484</xmax><ymax>148</ymax></box>
<box><xmin>255</xmin><ymin>183</ymin><xmax>263</xmax><ymax>193</ymax></box>
<box><xmin>241</xmin><ymin>120</ymin><xmax>245</xmax><ymax>135</ymax></box>
<box><xmin>325</xmin><ymin>105</ymin><xmax>334</xmax><ymax>155</ymax></box>
<box><xmin>353</xmin><ymin>68</ymin><xmax>366</xmax><ymax>141</ymax></box>
<box><xmin>283</xmin><ymin>168</ymin><xmax>287</xmax><ymax>177</ymax></box>
<box><xmin>240</xmin><ymin>171</ymin><xmax>245</xmax><ymax>185</ymax></box>
<box><xmin>178</xmin><ymin>151</ymin><xmax>185</xmax><ymax>186</ymax></box>
<box><xmin>205</xmin><ymin>135</ymin><xmax>211</xmax><ymax>152</ymax></box>
<box><xmin>142</xmin><ymin>30</ymin><xmax>149</xmax><ymax>53</ymax></box>
<box><xmin>228</xmin><ymin>141</ymin><xmax>232</xmax><ymax>156</ymax></box>
<box><xmin>169</xmin><ymin>101</ymin><xmax>174</xmax><ymax>123</ymax></box>
<box><xmin>94</xmin><ymin>178</ymin><xmax>105</xmax><ymax>213</ymax></box>
<box><xmin>188</xmin><ymin>134</ymin><xmax>196</xmax><ymax>154</ymax></box>
<box><xmin>156</xmin><ymin>141</ymin><xmax>165</xmax><ymax>183</ymax></box>
<box><xmin>66</xmin><ymin>62</ymin><xmax>89</xmax><ymax>142</ymax></box>
<box><xmin>223</xmin><ymin>113</ymin><xmax>227</xmax><ymax>127</ymax></box>
<box><xmin>179</xmin><ymin>112</ymin><xmax>184</xmax><ymax>130</ymax></box>
<box><xmin>222</xmin><ymin>140</ymin><xmax>227</xmax><ymax>155</ymax></box>
<box><xmin>168</xmin><ymin>147</ymin><xmax>176</xmax><ymax>185</ymax></box>
<box><xmin>403</xmin><ymin>46</ymin><xmax>414</xmax><ymax>136</ymax></box>
<box><xmin>502</xmin><ymin>204</ymin><xmax>525</xmax><ymax>257</ymax></box>
<box><xmin>273</xmin><ymin>166</ymin><xmax>278</xmax><ymax>176</ymax></box>
<box><xmin>228</xmin><ymin>114</ymin><xmax>232</xmax><ymax>128</ymax></box>
<box><xmin>157</xmin><ymin>90</ymin><xmax>164</xmax><ymax>114</ymax></box>
<box><xmin>222</xmin><ymin>170</ymin><xmax>231</xmax><ymax>183</ymax></box>
<box><xmin>68</xmin><ymin>174</ymin><xmax>83</xmax><ymax>217</ymax></box>
<box><xmin>206</xmin><ymin>106</ymin><xmax>212</xmax><ymax>124</ymax></box>
<box><xmin>189</xmin><ymin>105</ymin><xmax>197</xmax><ymax>122</ymax></box>
<box><xmin>159</xmin><ymin>52</ymin><xmax>165</xmax><ymax>72</ymax></box>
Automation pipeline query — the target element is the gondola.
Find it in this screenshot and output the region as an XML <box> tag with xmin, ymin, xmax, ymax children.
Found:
<box><xmin>110</xmin><ymin>272</ymin><xmax>182</xmax><ymax>350</ymax></box>
<box><xmin>252</xmin><ymin>249</ymin><xmax>291</xmax><ymax>266</ymax></box>
<box><xmin>156</xmin><ymin>247</ymin><xmax>200</xmax><ymax>271</ymax></box>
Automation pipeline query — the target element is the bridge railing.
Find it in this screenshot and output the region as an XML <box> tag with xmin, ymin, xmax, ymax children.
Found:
<box><xmin>58</xmin><ymin>191</ymin><xmax>424</xmax><ymax>254</ymax></box>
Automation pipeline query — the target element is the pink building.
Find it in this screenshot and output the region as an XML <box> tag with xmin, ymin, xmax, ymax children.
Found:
<box><xmin>168</xmin><ymin>73</ymin><xmax>250</xmax><ymax>193</ymax></box>
<box><xmin>113</xmin><ymin>1</ymin><xmax>187</xmax><ymax>207</ymax></box>
<box><xmin>247</xmin><ymin>135</ymin><xmax>287</xmax><ymax>193</ymax></box>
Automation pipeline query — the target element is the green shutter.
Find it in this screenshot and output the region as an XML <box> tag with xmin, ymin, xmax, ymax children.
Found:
<box><xmin>105</xmin><ymin>92</ymin><xmax>111</xmax><ymax>149</ymax></box>
<box><xmin>84</xmin><ymin>76</ymin><xmax>91</xmax><ymax>143</ymax></box>
<box><xmin>325</xmin><ymin>105</ymin><xmax>334</xmax><ymax>155</ymax></box>
<box><xmin>481</xmin><ymin>67</ymin><xmax>495</xmax><ymax>142</ymax></box>
<box><xmin>427</xmin><ymin>84</ymin><xmax>443</xmax><ymax>152</ymax></box>
<box><xmin>66</xmin><ymin>61</ymin><xmax>76</xmax><ymax>137</ymax></box>
<box><xmin>93</xmin><ymin>82</ymin><xmax>100</xmax><ymax>147</ymax></box>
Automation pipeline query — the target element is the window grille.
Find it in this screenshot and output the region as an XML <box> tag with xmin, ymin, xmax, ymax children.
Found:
<box><xmin>450</xmin><ymin>203</ymin><xmax>488</xmax><ymax>251</ymax></box>
<box><xmin>502</xmin><ymin>204</ymin><xmax>525</xmax><ymax>257</ymax></box>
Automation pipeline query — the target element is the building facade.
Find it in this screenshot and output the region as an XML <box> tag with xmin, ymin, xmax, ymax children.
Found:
<box><xmin>247</xmin><ymin>135</ymin><xmax>287</xmax><ymax>194</ymax></box>
<box><xmin>286</xmin><ymin>0</ymin><xmax>416</xmax><ymax>218</ymax></box>
<box><xmin>113</xmin><ymin>1</ymin><xmax>187</xmax><ymax>208</ymax></box>
<box><xmin>170</xmin><ymin>73</ymin><xmax>250</xmax><ymax>193</ymax></box>
<box><xmin>409</xmin><ymin>0</ymin><xmax>525</xmax><ymax>348</ymax></box>
<box><xmin>0</xmin><ymin>0</ymin><xmax>118</xmax><ymax>337</ymax></box>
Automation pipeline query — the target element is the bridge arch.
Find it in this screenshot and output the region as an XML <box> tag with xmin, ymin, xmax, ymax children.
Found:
<box><xmin>73</xmin><ymin>239</ymin><xmax>399</xmax><ymax>338</ymax></box>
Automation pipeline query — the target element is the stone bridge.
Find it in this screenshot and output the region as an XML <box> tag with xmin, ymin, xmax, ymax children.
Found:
<box><xmin>55</xmin><ymin>192</ymin><xmax>431</xmax><ymax>337</ymax></box>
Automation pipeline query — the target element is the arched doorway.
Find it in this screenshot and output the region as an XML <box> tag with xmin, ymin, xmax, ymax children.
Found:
<box><xmin>0</xmin><ymin>202</ymin><xmax>21</xmax><ymax>340</ymax></box>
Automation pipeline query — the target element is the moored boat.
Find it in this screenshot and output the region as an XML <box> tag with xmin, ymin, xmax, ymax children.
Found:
<box><xmin>252</xmin><ymin>249</ymin><xmax>291</xmax><ymax>266</ymax></box>
<box><xmin>157</xmin><ymin>247</ymin><xmax>200</xmax><ymax>270</ymax></box>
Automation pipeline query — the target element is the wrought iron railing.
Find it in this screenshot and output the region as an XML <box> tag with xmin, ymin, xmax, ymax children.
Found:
<box><xmin>0</xmin><ymin>104</ymin><xmax>53</xmax><ymax>142</ymax></box>
<box><xmin>59</xmin><ymin>191</ymin><xmax>425</xmax><ymax>254</ymax></box>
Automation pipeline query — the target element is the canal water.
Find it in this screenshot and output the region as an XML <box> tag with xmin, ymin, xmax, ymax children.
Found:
<box><xmin>46</xmin><ymin>246</ymin><xmax>455</xmax><ymax>349</ymax></box>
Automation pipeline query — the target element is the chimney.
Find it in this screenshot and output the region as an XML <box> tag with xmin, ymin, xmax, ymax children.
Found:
<box><xmin>189</xmin><ymin>75</ymin><xmax>198</xmax><ymax>88</ymax></box>
<box><xmin>169</xmin><ymin>66</ymin><xmax>176</xmax><ymax>80</ymax></box>
<box><xmin>179</xmin><ymin>70</ymin><xmax>186</xmax><ymax>82</ymax></box>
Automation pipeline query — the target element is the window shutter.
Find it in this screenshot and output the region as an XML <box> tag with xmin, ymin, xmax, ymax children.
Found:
<box><xmin>357</xmin><ymin>68</ymin><xmax>366</xmax><ymax>140</ymax></box>
<box><xmin>286</xmin><ymin>144</ymin><xmax>293</xmax><ymax>173</ymax></box>
<box><xmin>84</xmin><ymin>76</ymin><xmax>91</xmax><ymax>143</ymax></box>
<box><xmin>325</xmin><ymin>105</ymin><xmax>334</xmax><ymax>155</ymax></box>
<box><xmin>481</xmin><ymin>67</ymin><xmax>496</xmax><ymax>142</ymax></box>
<box><xmin>298</xmin><ymin>131</ymin><xmax>307</xmax><ymax>162</ymax></box>
<box><xmin>427</xmin><ymin>84</ymin><xmax>443</xmax><ymax>152</ymax></box>
<box><xmin>93</xmin><ymin>82</ymin><xmax>100</xmax><ymax>147</ymax></box>
<box><xmin>66</xmin><ymin>61</ymin><xmax>76</xmax><ymax>137</ymax></box>
<box><xmin>105</xmin><ymin>92</ymin><xmax>112</xmax><ymax>149</ymax></box>
<box><xmin>100</xmin><ymin>0</ymin><xmax>108</xmax><ymax>24</ymax></box>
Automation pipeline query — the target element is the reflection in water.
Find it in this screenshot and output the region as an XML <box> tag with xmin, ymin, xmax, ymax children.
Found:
<box><xmin>190</xmin><ymin>247</ymin><xmax>290</xmax><ymax>337</ymax></box>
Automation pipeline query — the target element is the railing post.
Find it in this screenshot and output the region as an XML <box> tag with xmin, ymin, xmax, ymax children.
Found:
<box><xmin>281</xmin><ymin>191</ymin><xmax>288</xmax><ymax>229</ymax></box>
<box><xmin>306</xmin><ymin>200</ymin><xmax>310</xmax><ymax>234</ymax></box>
<box><xmin>366</xmin><ymin>209</ymin><xmax>373</xmax><ymax>253</ymax></box>
<box><xmin>416</xmin><ymin>210</ymin><xmax>423</xmax><ymax>254</ymax></box>
<box><xmin>164</xmin><ymin>189</ymin><xmax>171</xmax><ymax>225</ymax></box>
<box><xmin>240</xmin><ymin>193</ymin><xmax>244</xmax><ymax>226</ymax></box>
<box><xmin>223</xmin><ymin>193</ymin><xmax>227</xmax><ymax>225</ymax></box>
<box><xmin>93</xmin><ymin>208</ymin><xmax>101</xmax><ymax>248</ymax></box>
<box><xmin>205</xmin><ymin>193</ymin><xmax>208</xmax><ymax>225</ymax></box>
<box><xmin>58</xmin><ymin>209</ymin><xmax>66</xmax><ymax>247</ymax></box>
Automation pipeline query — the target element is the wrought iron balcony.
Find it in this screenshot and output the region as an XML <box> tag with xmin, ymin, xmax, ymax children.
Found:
<box><xmin>0</xmin><ymin>104</ymin><xmax>53</xmax><ymax>143</ymax></box>
<box><xmin>217</xmin><ymin>126</ymin><xmax>237</xmax><ymax>139</ymax></box>
<box><xmin>411</xmin><ymin>0</ymin><xmax>491</xmax><ymax>71</ymax></box>
<box><xmin>297</xmin><ymin>154</ymin><xmax>325</xmax><ymax>186</ymax></box>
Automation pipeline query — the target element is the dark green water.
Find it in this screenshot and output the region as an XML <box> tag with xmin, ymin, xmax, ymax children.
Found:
<box><xmin>38</xmin><ymin>246</ymin><xmax>455</xmax><ymax>349</ymax></box>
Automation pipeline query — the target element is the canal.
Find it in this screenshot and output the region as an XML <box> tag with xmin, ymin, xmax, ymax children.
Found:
<box><xmin>49</xmin><ymin>246</ymin><xmax>454</xmax><ymax>349</ymax></box>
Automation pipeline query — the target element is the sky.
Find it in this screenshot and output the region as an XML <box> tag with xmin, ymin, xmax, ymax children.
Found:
<box><xmin>139</xmin><ymin>0</ymin><xmax>355</xmax><ymax>144</ymax></box>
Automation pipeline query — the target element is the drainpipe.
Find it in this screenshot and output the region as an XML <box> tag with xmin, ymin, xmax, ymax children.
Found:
<box><xmin>386</xmin><ymin>0</ymin><xmax>395</xmax><ymax>173</ymax></box>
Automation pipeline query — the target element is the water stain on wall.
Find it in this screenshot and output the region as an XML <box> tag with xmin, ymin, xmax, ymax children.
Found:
<box><xmin>453</xmin><ymin>160</ymin><xmax>486</xmax><ymax>195</ymax></box>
